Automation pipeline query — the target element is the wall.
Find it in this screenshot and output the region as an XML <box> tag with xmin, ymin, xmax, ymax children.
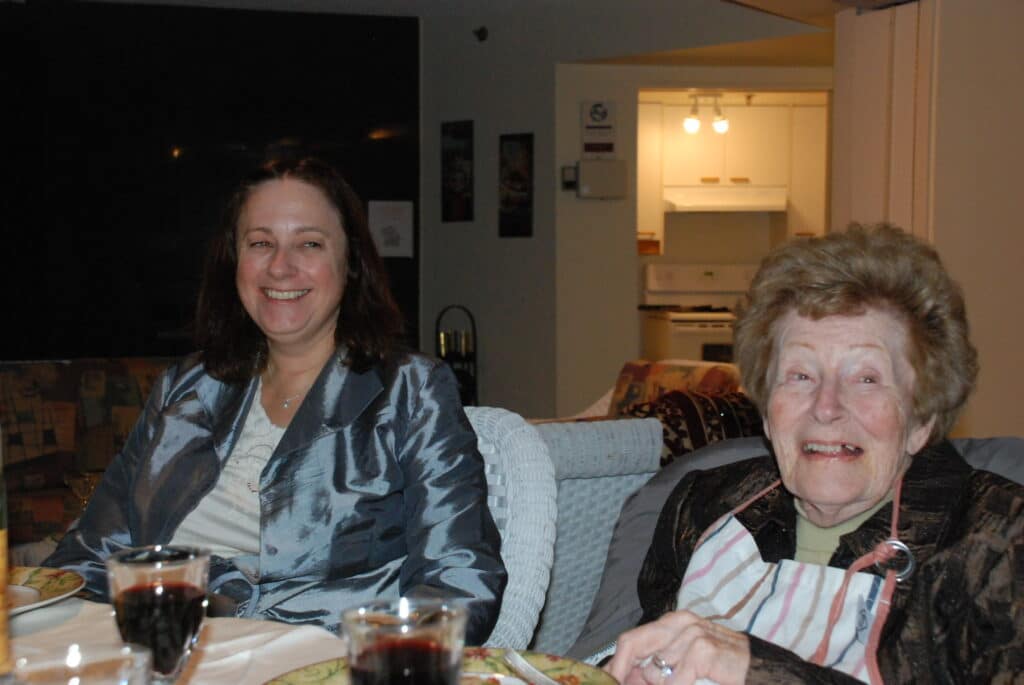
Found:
<box><xmin>554</xmin><ymin>64</ymin><xmax>831</xmax><ymax>415</ymax></box>
<box><xmin>654</xmin><ymin>213</ymin><xmax>776</xmax><ymax>265</ymax></box>
<box><xmin>928</xmin><ymin>0</ymin><xmax>1024</xmax><ymax>436</ymax></box>
<box><xmin>416</xmin><ymin>3</ymin><xmax>824</xmax><ymax>418</ymax></box>
<box><xmin>832</xmin><ymin>0</ymin><xmax>1023</xmax><ymax>437</ymax></box>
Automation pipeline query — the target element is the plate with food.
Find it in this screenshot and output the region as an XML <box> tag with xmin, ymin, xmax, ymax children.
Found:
<box><xmin>7</xmin><ymin>566</ymin><xmax>85</xmax><ymax>616</ymax></box>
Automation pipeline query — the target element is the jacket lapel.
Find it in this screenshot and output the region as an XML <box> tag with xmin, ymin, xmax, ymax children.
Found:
<box><xmin>199</xmin><ymin>373</ymin><xmax>258</xmax><ymax>463</ymax></box>
<box><xmin>273</xmin><ymin>350</ymin><xmax>385</xmax><ymax>458</ymax></box>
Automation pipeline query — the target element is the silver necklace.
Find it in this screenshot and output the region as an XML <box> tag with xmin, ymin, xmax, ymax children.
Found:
<box><xmin>281</xmin><ymin>393</ymin><xmax>303</xmax><ymax>409</ymax></box>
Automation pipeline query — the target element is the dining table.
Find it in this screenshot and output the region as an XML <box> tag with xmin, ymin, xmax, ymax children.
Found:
<box><xmin>12</xmin><ymin>597</ymin><xmax>349</xmax><ymax>684</ymax></box>
<box><xmin>12</xmin><ymin>591</ymin><xmax>618</xmax><ymax>684</ymax></box>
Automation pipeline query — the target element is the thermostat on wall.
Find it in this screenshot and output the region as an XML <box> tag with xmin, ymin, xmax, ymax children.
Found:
<box><xmin>576</xmin><ymin>158</ymin><xmax>626</xmax><ymax>199</ymax></box>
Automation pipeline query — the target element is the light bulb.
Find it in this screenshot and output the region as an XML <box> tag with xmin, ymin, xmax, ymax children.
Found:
<box><xmin>683</xmin><ymin>96</ymin><xmax>700</xmax><ymax>134</ymax></box>
<box><xmin>712</xmin><ymin>98</ymin><xmax>729</xmax><ymax>134</ymax></box>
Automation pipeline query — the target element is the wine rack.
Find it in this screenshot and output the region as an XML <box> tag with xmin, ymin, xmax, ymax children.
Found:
<box><xmin>434</xmin><ymin>305</ymin><xmax>477</xmax><ymax>406</ymax></box>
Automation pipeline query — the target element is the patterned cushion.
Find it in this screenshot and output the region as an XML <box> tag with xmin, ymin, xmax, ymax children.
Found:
<box><xmin>1</xmin><ymin>357</ymin><xmax>174</xmax><ymax>543</ymax></box>
<box><xmin>626</xmin><ymin>390</ymin><xmax>763</xmax><ymax>466</ymax></box>
<box><xmin>607</xmin><ymin>360</ymin><xmax>741</xmax><ymax>418</ymax></box>
<box><xmin>1</xmin><ymin>358</ymin><xmax>172</xmax><ymax>470</ymax></box>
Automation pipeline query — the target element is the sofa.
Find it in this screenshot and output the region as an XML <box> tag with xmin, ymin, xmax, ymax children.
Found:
<box><xmin>1</xmin><ymin>357</ymin><xmax>174</xmax><ymax>546</ymax></box>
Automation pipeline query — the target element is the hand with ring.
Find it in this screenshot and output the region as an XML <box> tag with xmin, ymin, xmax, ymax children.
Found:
<box><xmin>638</xmin><ymin>653</ymin><xmax>675</xmax><ymax>680</ymax></box>
<box><xmin>605</xmin><ymin>610</ymin><xmax>750</xmax><ymax>684</ymax></box>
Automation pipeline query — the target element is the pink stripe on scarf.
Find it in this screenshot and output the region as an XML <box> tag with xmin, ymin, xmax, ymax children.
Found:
<box><xmin>763</xmin><ymin>563</ymin><xmax>805</xmax><ymax>642</ymax></box>
<box><xmin>683</xmin><ymin>527</ymin><xmax>748</xmax><ymax>587</ymax></box>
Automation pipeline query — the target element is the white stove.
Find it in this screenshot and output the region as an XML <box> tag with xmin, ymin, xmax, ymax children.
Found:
<box><xmin>639</xmin><ymin>263</ymin><xmax>758</xmax><ymax>362</ymax></box>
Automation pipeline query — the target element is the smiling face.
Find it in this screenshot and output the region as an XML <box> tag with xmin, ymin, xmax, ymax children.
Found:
<box><xmin>235</xmin><ymin>178</ymin><xmax>348</xmax><ymax>355</ymax></box>
<box><xmin>764</xmin><ymin>308</ymin><xmax>934</xmax><ymax>527</ymax></box>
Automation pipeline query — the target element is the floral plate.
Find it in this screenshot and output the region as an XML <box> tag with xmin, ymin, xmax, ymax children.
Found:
<box><xmin>265</xmin><ymin>647</ymin><xmax>616</xmax><ymax>685</ymax></box>
<box><xmin>7</xmin><ymin>566</ymin><xmax>86</xmax><ymax>616</ymax></box>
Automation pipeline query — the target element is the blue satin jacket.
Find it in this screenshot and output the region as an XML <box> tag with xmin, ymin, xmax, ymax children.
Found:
<box><xmin>44</xmin><ymin>350</ymin><xmax>506</xmax><ymax>643</ymax></box>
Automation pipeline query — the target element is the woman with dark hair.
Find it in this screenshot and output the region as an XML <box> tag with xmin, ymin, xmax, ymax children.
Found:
<box><xmin>45</xmin><ymin>157</ymin><xmax>506</xmax><ymax>642</ymax></box>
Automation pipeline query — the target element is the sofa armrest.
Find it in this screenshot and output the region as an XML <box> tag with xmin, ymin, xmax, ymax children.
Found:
<box><xmin>533</xmin><ymin>417</ymin><xmax>663</xmax><ymax>479</ymax></box>
<box><xmin>528</xmin><ymin>417</ymin><xmax>662</xmax><ymax>654</ymax></box>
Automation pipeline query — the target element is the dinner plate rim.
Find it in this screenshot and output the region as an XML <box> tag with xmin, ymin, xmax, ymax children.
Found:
<box><xmin>263</xmin><ymin>647</ymin><xmax>616</xmax><ymax>685</ymax></box>
<box><xmin>8</xmin><ymin>566</ymin><xmax>86</xmax><ymax>616</ymax></box>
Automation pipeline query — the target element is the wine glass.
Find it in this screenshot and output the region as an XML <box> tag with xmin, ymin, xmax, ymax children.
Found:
<box><xmin>64</xmin><ymin>471</ymin><xmax>104</xmax><ymax>515</ymax></box>
<box><xmin>106</xmin><ymin>546</ymin><xmax>210</xmax><ymax>684</ymax></box>
<box><xmin>13</xmin><ymin>642</ymin><xmax>152</xmax><ymax>684</ymax></box>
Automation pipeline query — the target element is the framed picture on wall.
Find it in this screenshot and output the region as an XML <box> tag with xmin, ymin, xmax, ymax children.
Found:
<box><xmin>441</xmin><ymin>120</ymin><xmax>474</xmax><ymax>222</ymax></box>
<box><xmin>498</xmin><ymin>132</ymin><xmax>533</xmax><ymax>238</ymax></box>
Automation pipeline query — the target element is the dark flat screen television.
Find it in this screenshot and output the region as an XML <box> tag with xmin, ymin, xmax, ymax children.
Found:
<box><xmin>0</xmin><ymin>1</ymin><xmax>419</xmax><ymax>361</ymax></box>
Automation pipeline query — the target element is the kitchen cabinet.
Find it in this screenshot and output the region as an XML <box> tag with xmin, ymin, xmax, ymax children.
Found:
<box><xmin>723</xmin><ymin>106</ymin><xmax>790</xmax><ymax>186</ymax></box>
<box><xmin>787</xmin><ymin>105</ymin><xmax>828</xmax><ymax>237</ymax></box>
<box><xmin>637</xmin><ymin>96</ymin><xmax>828</xmax><ymax>245</ymax></box>
<box><xmin>662</xmin><ymin>105</ymin><xmax>790</xmax><ymax>187</ymax></box>
<box><xmin>637</xmin><ymin>102</ymin><xmax>664</xmax><ymax>253</ymax></box>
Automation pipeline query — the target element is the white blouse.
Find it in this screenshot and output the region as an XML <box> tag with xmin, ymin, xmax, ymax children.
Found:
<box><xmin>170</xmin><ymin>381</ymin><xmax>286</xmax><ymax>558</ymax></box>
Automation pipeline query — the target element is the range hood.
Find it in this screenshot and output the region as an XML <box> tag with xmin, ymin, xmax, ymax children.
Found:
<box><xmin>664</xmin><ymin>186</ymin><xmax>788</xmax><ymax>213</ymax></box>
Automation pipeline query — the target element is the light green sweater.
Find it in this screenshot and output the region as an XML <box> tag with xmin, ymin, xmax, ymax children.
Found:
<box><xmin>794</xmin><ymin>496</ymin><xmax>892</xmax><ymax>566</ymax></box>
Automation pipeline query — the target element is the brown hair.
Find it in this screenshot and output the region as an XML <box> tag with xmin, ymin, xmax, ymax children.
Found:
<box><xmin>733</xmin><ymin>223</ymin><xmax>977</xmax><ymax>443</ymax></box>
<box><xmin>195</xmin><ymin>157</ymin><xmax>403</xmax><ymax>381</ymax></box>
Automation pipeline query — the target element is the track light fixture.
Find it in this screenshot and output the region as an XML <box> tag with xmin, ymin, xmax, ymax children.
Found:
<box><xmin>681</xmin><ymin>94</ymin><xmax>730</xmax><ymax>135</ymax></box>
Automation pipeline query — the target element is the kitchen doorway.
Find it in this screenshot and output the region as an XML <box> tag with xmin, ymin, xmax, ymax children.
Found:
<box><xmin>635</xmin><ymin>89</ymin><xmax>830</xmax><ymax>362</ymax></box>
<box><xmin>637</xmin><ymin>89</ymin><xmax>830</xmax><ymax>262</ymax></box>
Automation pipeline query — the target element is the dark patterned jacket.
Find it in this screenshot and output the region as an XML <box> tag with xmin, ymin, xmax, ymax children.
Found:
<box><xmin>638</xmin><ymin>441</ymin><xmax>1024</xmax><ymax>683</ymax></box>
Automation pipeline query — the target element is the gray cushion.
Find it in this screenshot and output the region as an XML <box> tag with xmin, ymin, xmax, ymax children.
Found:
<box><xmin>952</xmin><ymin>436</ymin><xmax>1024</xmax><ymax>483</ymax></box>
<box><xmin>567</xmin><ymin>436</ymin><xmax>768</xmax><ymax>658</ymax></box>
<box><xmin>567</xmin><ymin>435</ymin><xmax>1024</xmax><ymax>660</ymax></box>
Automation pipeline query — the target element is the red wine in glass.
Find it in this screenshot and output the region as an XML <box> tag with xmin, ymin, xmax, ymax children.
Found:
<box><xmin>349</xmin><ymin>639</ymin><xmax>459</xmax><ymax>685</ymax></box>
<box><xmin>113</xmin><ymin>581</ymin><xmax>206</xmax><ymax>676</ymax></box>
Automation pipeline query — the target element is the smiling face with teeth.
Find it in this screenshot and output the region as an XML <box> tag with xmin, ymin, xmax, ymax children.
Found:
<box><xmin>235</xmin><ymin>178</ymin><xmax>348</xmax><ymax>356</ymax></box>
<box><xmin>764</xmin><ymin>307</ymin><xmax>935</xmax><ymax>527</ymax></box>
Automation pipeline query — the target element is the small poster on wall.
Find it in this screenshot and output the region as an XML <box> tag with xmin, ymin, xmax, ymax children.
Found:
<box><xmin>368</xmin><ymin>200</ymin><xmax>414</xmax><ymax>258</ymax></box>
<box><xmin>498</xmin><ymin>132</ymin><xmax>533</xmax><ymax>238</ymax></box>
<box><xmin>441</xmin><ymin>120</ymin><xmax>474</xmax><ymax>222</ymax></box>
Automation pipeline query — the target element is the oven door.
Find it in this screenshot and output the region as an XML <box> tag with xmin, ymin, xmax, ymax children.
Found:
<box><xmin>670</xmin><ymin>320</ymin><xmax>734</xmax><ymax>361</ymax></box>
<box><xmin>641</xmin><ymin>313</ymin><xmax>735</xmax><ymax>362</ymax></box>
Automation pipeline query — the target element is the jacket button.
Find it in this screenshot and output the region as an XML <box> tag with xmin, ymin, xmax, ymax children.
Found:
<box><xmin>266</xmin><ymin>545</ymin><xmax>278</xmax><ymax>555</ymax></box>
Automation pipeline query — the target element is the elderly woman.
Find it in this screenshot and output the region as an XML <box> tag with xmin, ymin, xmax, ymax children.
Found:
<box><xmin>44</xmin><ymin>156</ymin><xmax>506</xmax><ymax>643</ymax></box>
<box><xmin>608</xmin><ymin>225</ymin><xmax>1022</xmax><ymax>683</ymax></box>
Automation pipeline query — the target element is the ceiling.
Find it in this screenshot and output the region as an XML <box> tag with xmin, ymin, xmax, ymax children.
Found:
<box><xmin>586</xmin><ymin>0</ymin><xmax>840</xmax><ymax>68</ymax></box>
<box><xmin>724</xmin><ymin>0</ymin><xmax>842</xmax><ymax>28</ymax></box>
<box><xmin>585</xmin><ymin>31</ymin><xmax>833</xmax><ymax>67</ymax></box>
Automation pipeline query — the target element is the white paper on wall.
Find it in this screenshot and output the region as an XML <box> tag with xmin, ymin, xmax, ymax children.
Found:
<box><xmin>581</xmin><ymin>100</ymin><xmax>616</xmax><ymax>158</ymax></box>
<box><xmin>368</xmin><ymin>200</ymin><xmax>414</xmax><ymax>258</ymax></box>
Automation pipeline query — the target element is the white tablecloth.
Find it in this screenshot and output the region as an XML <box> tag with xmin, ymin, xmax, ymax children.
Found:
<box><xmin>12</xmin><ymin>598</ymin><xmax>349</xmax><ymax>684</ymax></box>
